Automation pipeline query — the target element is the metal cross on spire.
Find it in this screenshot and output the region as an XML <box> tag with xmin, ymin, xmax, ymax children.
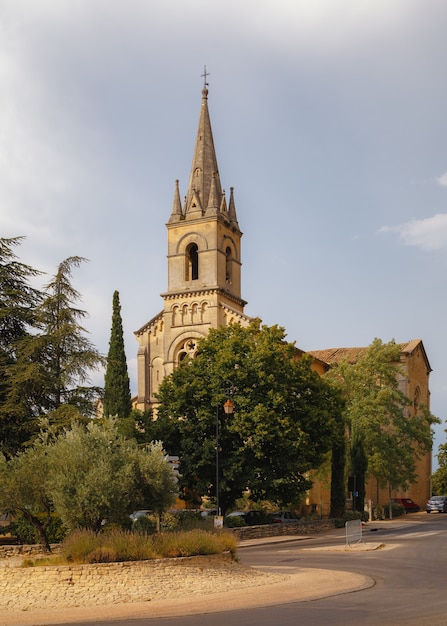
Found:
<box><xmin>201</xmin><ymin>65</ymin><xmax>210</xmax><ymax>88</ymax></box>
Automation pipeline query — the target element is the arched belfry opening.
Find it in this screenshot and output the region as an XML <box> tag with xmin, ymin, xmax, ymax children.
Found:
<box><xmin>186</xmin><ymin>243</ymin><xmax>199</xmax><ymax>281</ymax></box>
<box><xmin>225</xmin><ymin>246</ymin><xmax>232</xmax><ymax>284</ymax></box>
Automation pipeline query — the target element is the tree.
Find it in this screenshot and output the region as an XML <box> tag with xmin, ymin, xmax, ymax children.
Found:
<box><xmin>431</xmin><ymin>433</ymin><xmax>447</xmax><ymax>495</ymax></box>
<box><xmin>350</xmin><ymin>426</ymin><xmax>368</xmax><ymax>513</ymax></box>
<box><xmin>3</xmin><ymin>257</ymin><xmax>104</xmax><ymax>434</ymax></box>
<box><xmin>47</xmin><ymin>419</ymin><xmax>178</xmax><ymax>532</ymax></box>
<box><xmin>327</xmin><ymin>338</ymin><xmax>439</xmax><ymax>507</ymax></box>
<box><xmin>103</xmin><ymin>291</ymin><xmax>132</xmax><ymax>420</ymax></box>
<box><xmin>0</xmin><ymin>419</ymin><xmax>178</xmax><ymax>547</ymax></box>
<box><xmin>156</xmin><ymin>320</ymin><xmax>341</xmax><ymax>513</ymax></box>
<box><xmin>0</xmin><ymin>237</ymin><xmax>42</xmax><ymax>455</ymax></box>
<box><xmin>0</xmin><ymin>438</ymin><xmax>53</xmax><ymax>552</ymax></box>
<box><xmin>329</xmin><ymin>405</ymin><xmax>346</xmax><ymax>518</ymax></box>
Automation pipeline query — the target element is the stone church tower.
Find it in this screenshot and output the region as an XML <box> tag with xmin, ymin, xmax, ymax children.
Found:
<box><xmin>135</xmin><ymin>85</ymin><xmax>251</xmax><ymax>410</ymax></box>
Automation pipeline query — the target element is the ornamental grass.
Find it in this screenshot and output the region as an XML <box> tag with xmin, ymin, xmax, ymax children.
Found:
<box><xmin>57</xmin><ymin>527</ymin><xmax>237</xmax><ymax>565</ymax></box>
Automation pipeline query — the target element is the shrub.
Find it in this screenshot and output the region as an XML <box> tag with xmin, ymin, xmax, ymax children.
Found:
<box><xmin>61</xmin><ymin>529</ymin><xmax>99</xmax><ymax>563</ymax></box>
<box><xmin>58</xmin><ymin>527</ymin><xmax>234</xmax><ymax>564</ymax></box>
<box><xmin>10</xmin><ymin>514</ymin><xmax>67</xmax><ymax>545</ymax></box>
<box><xmin>133</xmin><ymin>515</ymin><xmax>158</xmax><ymax>534</ymax></box>
<box><xmin>333</xmin><ymin>510</ymin><xmax>368</xmax><ymax>528</ymax></box>
<box><xmin>224</xmin><ymin>515</ymin><xmax>246</xmax><ymax>528</ymax></box>
<box><xmin>383</xmin><ymin>503</ymin><xmax>404</xmax><ymax>519</ymax></box>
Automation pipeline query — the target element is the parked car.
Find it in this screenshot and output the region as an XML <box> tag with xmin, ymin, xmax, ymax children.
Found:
<box><xmin>426</xmin><ymin>496</ymin><xmax>447</xmax><ymax>513</ymax></box>
<box><xmin>269</xmin><ymin>511</ymin><xmax>301</xmax><ymax>523</ymax></box>
<box><xmin>392</xmin><ymin>498</ymin><xmax>420</xmax><ymax>513</ymax></box>
<box><xmin>225</xmin><ymin>510</ymin><xmax>271</xmax><ymax>525</ymax></box>
<box><xmin>129</xmin><ymin>510</ymin><xmax>152</xmax><ymax>522</ymax></box>
<box><xmin>200</xmin><ymin>509</ymin><xmax>218</xmax><ymax>518</ymax></box>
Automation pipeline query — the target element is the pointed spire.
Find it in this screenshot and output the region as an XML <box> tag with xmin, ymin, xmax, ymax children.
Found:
<box><xmin>205</xmin><ymin>171</ymin><xmax>219</xmax><ymax>216</ymax></box>
<box><xmin>168</xmin><ymin>179</ymin><xmax>183</xmax><ymax>223</ymax></box>
<box><xmin>228</xmin><ymin>187</ymin><xmax>240</xmax><ymax>229</ymax></box>
<box><xmin>220</xmin><ymin>190</ymin><xmax>228</xmax><ymax>218</ymax></box>
<box><xmin>184</xmin><ymin>86</ymin><xmax>222</xmax><ymax>217</ymax></box>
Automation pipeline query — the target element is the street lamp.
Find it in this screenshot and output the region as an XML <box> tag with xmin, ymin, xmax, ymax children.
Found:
<box><xmin>215</xmin><ymin>380</ymin><xmax>234</xmax><ymax>522</ymax></box>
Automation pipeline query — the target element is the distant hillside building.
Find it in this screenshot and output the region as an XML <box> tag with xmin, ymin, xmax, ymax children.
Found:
<box><xmin>134</xmin><ymin>82</ymin><xmax>433</xmax><ymax>513</ymax></box>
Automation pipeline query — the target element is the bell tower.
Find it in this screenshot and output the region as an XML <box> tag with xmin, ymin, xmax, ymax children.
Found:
<box><xmin>135</xmin><ymin>81</ymin><xmax>250</xmax><ymax>410</ymax></box>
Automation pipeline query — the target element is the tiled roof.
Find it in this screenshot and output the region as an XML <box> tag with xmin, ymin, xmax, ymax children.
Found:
<box><xmin>309</xmin><ymin>340</ymin><xmax>429</xmax><ymax>368</ymax></box>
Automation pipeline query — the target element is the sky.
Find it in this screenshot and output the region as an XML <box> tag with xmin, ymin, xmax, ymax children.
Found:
<box><xmin>1</xmin><ymin>1</ymin><xmax>447</xmax><ymax>466</ymax></box>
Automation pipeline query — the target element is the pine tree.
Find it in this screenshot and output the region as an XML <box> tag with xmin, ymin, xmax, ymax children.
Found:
<box><xmin>3</xmin><ymin>257</ymin><xmax>104</xmax><ymax>436</ymax></box>
<box><xmin>0</xmin><ymin>237</ymin><xmax>42</xmax><ymax>454</ymax></box>
<box><xmin>103</xmin><ymin>291</ymin><xmax>132</xmax><ymax>419</ymax></box>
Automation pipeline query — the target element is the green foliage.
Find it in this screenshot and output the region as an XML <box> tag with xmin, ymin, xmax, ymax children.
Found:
<box><xmin>10</xmin><ymin>514</ymin><xmax>67</xmax><ymax>545</ymax></box>
<box><xmin>333</xmin><ymin>510</ymin><xmax>368</xmax><ymax>528</ymax></box>
<box><xmin>1</xmin><ymin>256</ymin><xmax>104</xmax><ymax>444</ymax></box>
<box><xmin>47</xmin><ymin>418</ymin><xmax>178</xmax><ymax>532</ymax></box>
<box><xmin>350</xmin><ymin>426</ymin><xmax>368</xmax><ymax>512</ymax></box>
<box><xmin>103</xmin><ymin>291</ymin><xmax>132</xmax><ymax>420</ymax></box>
<box><xmin>0</xmin><ymin>440</ymin><xmax>56</xmax><ymax>551</ymax></box>
<box><xmin>382</xmin><ymin>502</ymin><xmax>404</xmax><ymax>519</ymax></box>
<box><xmin>132</xmin><ymin>515</ymin><xmax>158</xmax><ymax>534</ymax></box>
<box><xmin>0</xmin><ymin>419</ymin><xmax>178</xmax><ymax>549</ymax></box>
<box><xmin>327</xmin><ymin>338</ymin><xmax>439</xmax><ymax>492</ymax></box>
<box><xmin>224</xmin><ymin>515</ymin><xmax>247</xmax><ymax>528</ymax></box>
<box><xmin>431</xmin><ymin>431</ymin><xmax>447</xmax><ymax>495</ymax></box>
<box><xmin>0</xmin><ymin>237</ymin><xmax>43</xmax><ymax>455</ymax></box>
<box><xmin>156</xmin><ymin>320</ymin><xmax>340</xmax><ymax>512</ymax></box>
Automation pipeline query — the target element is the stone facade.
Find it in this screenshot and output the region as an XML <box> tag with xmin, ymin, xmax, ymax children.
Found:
<box><xmin>134</xmin><ymin>88</ymin><xmax>251</xmax><ymax>410</ymax></box>
<box><xmin>309</xmin><ymin>340</ymin><xmax>433</xmax><ymax>513</ymax></box>
<box><xmin>133</xmin><ymin>83</ymin><xmax>433</xmax><ymax>511</ymax></box>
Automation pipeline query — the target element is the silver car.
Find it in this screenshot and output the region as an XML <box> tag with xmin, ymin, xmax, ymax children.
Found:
<box><xmin>426</xmin><ymin>496</ymin><xmax>447</xmax><ymax>513</ymax></box>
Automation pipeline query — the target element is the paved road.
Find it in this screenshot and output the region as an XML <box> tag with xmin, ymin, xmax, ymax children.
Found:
<box><xmin>9</xmin><ymin>513</ymin><xmax>447</xmax><ymax>626</ymax></box>
<box><xmin>102</xmin><ymin>513</ymin><xmax>447</xmax><ymax>626</ymax></box>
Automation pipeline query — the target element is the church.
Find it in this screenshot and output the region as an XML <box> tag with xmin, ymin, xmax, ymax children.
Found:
<box><xmin>134</xmin><ymin>80</ymin><xmax>433</xmax><ymax>515</ymax></box>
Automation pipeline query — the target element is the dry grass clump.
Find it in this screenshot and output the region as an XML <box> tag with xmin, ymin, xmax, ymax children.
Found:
<box><xmin>152</xmin><ymin>529</ymin><xmax>237</xmax><ymax>558</ymax></box>
<box><xmin>61</xmin><ymin>528</ymin><xmax>157</xmax><ymax>563</ymax></box>
<box><xmin>57</xmin><ymin>528</ymin><xmax>238</xmax><ymax>564</ymax></box>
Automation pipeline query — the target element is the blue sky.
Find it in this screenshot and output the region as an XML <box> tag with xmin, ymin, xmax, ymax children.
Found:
<box><xmin>1</xmin><ymin>1</ymin><xmax>446</xmax><ymax>467</ymax></box>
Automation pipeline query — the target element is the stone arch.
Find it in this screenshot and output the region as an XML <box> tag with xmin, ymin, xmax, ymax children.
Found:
<box><xmin>175</xmin><ymin>232</ymin><xmax>209</xmax><ymax>256</ymax></box>
<box><xmin>168</xmin><ymin>331</ymin><xmax>207</xmax><ymax>367</ymax></box>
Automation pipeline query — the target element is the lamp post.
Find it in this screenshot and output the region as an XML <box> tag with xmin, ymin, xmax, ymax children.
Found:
<box><xmin>215</xmin><ymin>380</ymin><xmax>234</xmax><ymax>522</ymax></box>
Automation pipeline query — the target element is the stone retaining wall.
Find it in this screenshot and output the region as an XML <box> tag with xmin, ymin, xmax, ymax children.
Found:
<box><xmin>0</xmin><ymin>553</ymin><xmax>282</xmax><ymax>611</ymax></box>
<box><xmin>0</xmin><ymin>520</ymin><xmax>333</xmax><ymax>612</ymax></box>
<box><xmin>229</xmin><ymin>518</ymin><xmax>335</xmax><ymax>540</ymax></box>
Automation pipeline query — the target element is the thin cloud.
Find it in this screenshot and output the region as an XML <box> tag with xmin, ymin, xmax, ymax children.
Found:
<box><xmin>437</xmin><ymin>172</ymin><xmax>447</xmax><ymax>187</ymax></box>
<box><xmin>380</xmin><ymin>213</ymin><xmax>447</xmax><ymax>251</ymax></box>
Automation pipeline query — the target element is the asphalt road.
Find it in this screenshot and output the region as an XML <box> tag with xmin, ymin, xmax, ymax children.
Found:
<box><xmin>118</xmin><ymin>514</ymin><xmax>447</xmax><ymax>626</ymax></box>
<box><xmin>51</xmin><ymin>513</ymin><xmax>447</xmax><ymax>626</ymax></box>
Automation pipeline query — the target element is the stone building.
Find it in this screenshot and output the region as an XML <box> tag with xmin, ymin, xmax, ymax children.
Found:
<box><xmin>134</xmin><ymin>85</ymin><xmax>251</xmax><ymax>411</ymax></box>
<box><xmin>309</xmin><ymin>341</ymin><xmax>433</xmax><ymax>513</ymax></box>
<box><xmin>134</xmin><ymin>82</ymin><xmax>433</xmax><ymax>512</ymax></box>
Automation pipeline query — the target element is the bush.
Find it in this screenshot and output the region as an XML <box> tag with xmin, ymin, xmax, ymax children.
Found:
<box><xmin>58</xmin><ymin>527</ymin><xmax>237</xmax><ymax>564</ymax></box>
<box><xmin>333</xmin><ymin>510</ymin><xmax>368</xmax><ymax>528</ymax></box>
<box><xmin>10</xmin><ymin>514</ymin><xmax>67</xmax><ymax>545</ymax></box>
<box><xmin>163</xmin><ymin>510</ymin><xmax>203</xmax><ymax>531</ymax></box>
<box><xmin>224</xmin><ymin>515</ymin><xmax>246</xmax><ymax>528</ymax></box>
<box><xmin>133</xmin><ymin>515</ymin><xmax>158</xmax><ymax>534</ymax></box>
<box><xmin>383</xmin><ymin>503</ymin><xmax>404</xmax><ymax>519</ymax></box>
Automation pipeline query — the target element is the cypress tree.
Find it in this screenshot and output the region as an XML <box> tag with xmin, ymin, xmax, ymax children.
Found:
<box><xmin>103</xmin><ymin>291</ymin><xmax>132</xmax><ymax>419</ymax></box>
